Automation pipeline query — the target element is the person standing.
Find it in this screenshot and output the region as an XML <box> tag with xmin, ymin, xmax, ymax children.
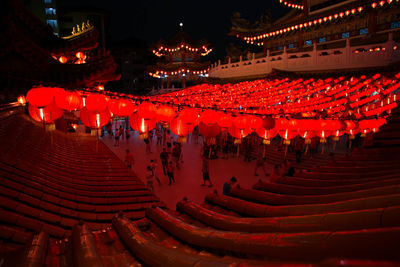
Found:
<box><xmin>167</xmin><ymin>161</ymin><xmax>175</xmax><ymax>185</ymax></box>
<box><xmin>146</xmin><ymin>166</ymin><xmax>154</xmax><ymax>191</ymax></box>
<box><xmin>124</xmin><ymin>149</ymin><xmax>134</xmax><ymax>169</ymax></box>
<box><xmin>144</xmin><ymin>137</ymin><xmax>151</xmax><ymax>154</ymax></box>
<box><xmin>114</xmin><ymin>129</ymin><xmax>120</xmax><ymax>147</ymax></box>
<box><xmin>150</xmin><ymin>159</ymin><xmax>161</xmax><ymax>185</ymax></box>
<box><xmin>201</xmin><ymin>155</ymin><xmax>213</xmax><ymax>187</ymax></box>
<box><xmin>156</xmin><ymin>127</ymin><xmax>162</xmax><ymax>146</ymax></box>
<box><xmin>160</xmin><ymin>148</ymin><xmax>169</xmax><ymax>175</ymax></box>
<box><xmin>254</xmin><ymin>144</ymin><xmax>267</xmax><ymax>176</ymax></box>
<box><xmin>172</xmin><ymin>142</ymin><xmax>181</xmax><ymax>170</ymax></box>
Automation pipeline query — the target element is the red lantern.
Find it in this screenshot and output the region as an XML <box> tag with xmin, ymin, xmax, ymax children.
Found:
<box><xmin>248</xmin><ymin>115</ymin><xmax>263</xmax><ymax>131</ymax></box>
<box><xmin>76</xmin><ymin>52</ymin><xmax>85</xmax><ymax>59</ymax></box>
<box><xmin>256</xmin><ymin>127</ymin><xmax>278</xmax><ymax>140</ymax></box>
<box><xmin>179</xmin><ymin>108</ymin><xmax>198</xmax><ymax>125</ymax></box>
<box><xmin>130</xmin><ymin>112</ymin><xmax>156</xmax><ymax>133</ymax></box>
<box><xmin>228</xmin><ymin>125</ymin><xmax>250</xmax><ymax>139</ymax></box>
<box><xmin>80</xmin><ymin>107</ymin><xmax>111</xmax><ymax>129</ymax></box>
<box><xmin>262</xmin><ymin>117</ymin><xmax>275</xmax><ymax>130</ymax></box>
<box><xmin>279</xmin><ymin>129</ymin><xmax>297</xmax><ymax>140</ymax></box>
<box><xmin>17</xmin><ymin>95</ymin><xmax>26</xmax><ymax>105</ymax></box>
<box><xmin>199</xmin><ymin>122</ymin><xmax>221</xmax><ymax>138</ymax></box>
<box><xmin>156</xmin><ymin>105</ymin><xmax>176</xmax><ymax>123</ymax></box>
<box><xmin>275</xmin><ymin>118</ymin><xmax>289</xmax><ymax>131</ymax></box>
<box><xmin>233</xmin><ymin>115</ymin><xmax>248</xmax><ymax>129</ymax></box>
<box><xmin>58</xmin><ymin>56</ymin><xmax>67</xmax><ymax>64</ymax></box>
<box><xmin>108</xmin><ymin>99</ymin><xmax>135</xmax><ymax>117</ymax></box>
<box><xmin>137</xmin><ymin>102</ymin><xmax>156</xmax><ymax>120</ymax></box>
<box><xmin>85</xmin><ymin>94</ymin><xmax>108</xmax><ymax>112</ymax></box>
<box><xmin>217</xmin><ymin>112</ymin><xmax>232</xmax><ymax>128</ymax></box>
<box><xmin>28</xmin><ymin>102</ymin><xmax>63</xmax><ymax>123</ymax></box>
<box><xmin>55</xmin><ymin>90</ymin><xmax>82</xmax><ymax>111</ymax></box>
<box><xmin>26</xmin><ymin>87</ymin><xmax>63</xmax><ymax>107</ymax></box>
<box><xmin>170</xmin><ymin>117</ymin><xmax>194</xmax><ymax>137</ymax></box>
<box><xmin>200</xmin><ymin>110</ymin><xmax>218</xmax><ymax>126</ymax></box>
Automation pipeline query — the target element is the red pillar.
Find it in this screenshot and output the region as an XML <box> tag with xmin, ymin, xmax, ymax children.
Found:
<box><xmin>368</xmin><ymin>9</ymin><xmax>377</xmax><ymax>34</ymax></box>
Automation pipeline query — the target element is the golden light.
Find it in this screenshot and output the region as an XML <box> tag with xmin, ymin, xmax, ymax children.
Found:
<box><xmin>17</xmin><ymin>95</ymin><xmax>26</xmax><ymax>105</ymax></box>
<box><xmin>58</xmin><ymin>56</ymin><xmax>67</xmax><ymax>64</ymax></box>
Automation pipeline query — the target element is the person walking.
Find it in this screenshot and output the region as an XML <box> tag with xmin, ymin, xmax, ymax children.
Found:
<box><xmin>201</xmin><ymin>155</ymin><xmax>213</xmax><ymax>187</ymax></box>
<box><xmin>124</xmin><ymin>149</ymin><xmax>134</xmax><ymax>169</ymax></box>
<box><xmin>167</xmin><ymin>161</ymin><xmax>175</xmax><ymax>185</ymax></box>
<box><xmin>172</xmin><ymin>142</ymin><xmax>181</xmax><ymax>170</ymax></box>
<box><xmin>150</xmin><ymin>159</ymin><xmax>162</xmax><ymax>185</ymax></box>
<box><xmin>146</xmin><ymin>166</ymin><xmax>154</xmax><ymax>191</ymax></box>
<box><xmin>114</xmin><ymin>129</ymin><xmax>120</xmax><ymax>147</ymax></box>
<box><xmin>160</xmin><ymin>148</ymin><xmax>169</xmax><ymax>175</ymax></box>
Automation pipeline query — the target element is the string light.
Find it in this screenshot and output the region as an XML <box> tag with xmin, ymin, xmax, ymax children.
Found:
<box><xmin>152</xmin><ymin>44</ymin><xmax>213</xmax><ymax>57</ymax></box>
<box><xmin>278</xmin><ymin>0</ymin><xmax>304</xmax><ymax>9</ymax></box>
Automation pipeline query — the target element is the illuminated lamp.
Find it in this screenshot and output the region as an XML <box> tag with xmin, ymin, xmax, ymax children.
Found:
<box><xmin>55</xmin><ymin>90</ymin><xmax>82</xmax><ymax>111</ymax></box>
<box><xmin>247</xmin><ymin>115</ymin><xmax>263</xmax><ymax>131</ymax></box>
<box><xmin>279</xmin><ymin>129</ymin><xmax>297</xmax><ymax>143</ymax></box>
<box><xmin>130</xmin><ymin>112</ymin><xmax>156</xmax><ymax>134</ymax></box>
<box><xmin>371</xmin><ymin>2</ymin><xmax>377</xmax><ymax>8</ymax></box>
<box><xmin>358</xmin><ymin>6</ymin><xmax>363</xmax><ymax>12</ymax></box>
<box><xmin>379</xmin><ymin>0</ymin><xmax>385</xmax><ymax>6</ymax></box>
<box><xmin>156</xmin><ymin>105</ymin><xmax>176</xmax><ymax>124</ymax></box>
<box><xmin>334</xmin><ymin>14</ymin><xmax>339</xmax><ymax>19</ymax></box>
<box><xmin>58</xmin><ymin>56</ymin><xmax>67</xmax><ymax>63</ymax></box>
<box><xmin>76</xmin><ymin>52</ymin><xmax>85</xmax><ymax>59</ymax></box>
<box><xmin>179</xmin><ymin>108</ymin><xmax>199</xmax><ymax>126</ymax></box>
<box><xmin>233</xmin><ymin>115</ymin><xmax>249</xmax><ymax>130</ymax></box>
<box><xmin>137</xmin><ymin>102</ymin><xmax>156</xmax><ymax>120</ymax></box>
<box><xmin>80</xmin><ymin>107</ymin><xmax>111</xmax><ymax>129</ymax></box>
<box><xmin>345</xmin><ymin>10</ymin><xmax>350</xmax><ymax>16</ymax></box>
<box><xmin>17</xmin><ymin>95</ymin><xmax>26</xmax><ymax>105</ymax></box>
<box><xmin>85</xmin><ymin>93</ymin><xmax>108</xmax><ymax>112</ymax></box>
<box><xmin>108</xmin><ymin>99</ymin><xmax>135</xmax><ymax>117</ymax></box>
<box><xmin>228</xmin><ymin>124</ymin><xmax>250</xmax><ymax>139</ymax></box>
<box><xmin>351</xmin><ymin>8</ymin><xmax>356</xmax><ymax>14</ymax></box>
<box><xmin>200</xmin><ymin>110</ymin><xmax>218</xmax><ymax>126</ymax></box>
<box><xmin>256</xmin><ymin>127</ymin><xmax>278</xmax><ymax>140</ymax></box>
<box><xmin>339</xmin><ymin>12</ymin><xmax>344</xmax><ymax>17</ymax></box>
<box><xmin>29</xmin><ymin>102</ymin><xmax>63</xmax><ymax>123</ymax></box>
<box><xmin>199</xmin><ymin>122</ymin><xmax>221</xmax><ymax>138</ymax></box>
<box><xmin>26</xmin><ymin>87</ymin><xmax>63</xmax><ymax>107</ymax></box>
<box><xmin>217</xmin><ymin>112</ymin><xmax>233</xmax><ymax>129</ymax></box>
<box><xmin>170</xmin><ymin>117</ymin><xmax>193</xmax><ymax>138</ymax></box>
<box><xmin>97</xmin><ymin>85</ymin><xmax>105</xmax><ymax>91</ymax></box>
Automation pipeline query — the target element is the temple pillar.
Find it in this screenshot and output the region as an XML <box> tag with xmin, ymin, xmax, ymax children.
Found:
<box><xmin>167</xmin><ymin>77</ymin><xmax>171</xmax><ymax>88</ymax></box>
<box><xmin>368</xmin><ymin>9</ymin><xmax>377</xmax><ymax>35</ymax></box>
<box><xmin>182</xmin><ymin>76</ymin><xmax>186</xmax><ymax>88</ymax></box>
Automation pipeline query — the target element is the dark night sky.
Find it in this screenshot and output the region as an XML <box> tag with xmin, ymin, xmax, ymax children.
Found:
<box><xmin>60</xmin><ymin>0</ymin><xmax>289</xmax><ymax>60</ymax></box>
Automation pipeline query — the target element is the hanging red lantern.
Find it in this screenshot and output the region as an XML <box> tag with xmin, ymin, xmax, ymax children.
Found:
<box><xmin>76</xmin><ymin>52</ymin><xmax>85</xmax><ymax>59</ymax></box>
<box><xmin>58</xmin><ymin>56</ymin><xmax>67</xmax><ymax>64</ymax></box>
<box><xmin>275</xmin><ymin>118</ymin><xmax>289</xmax><ymax>131</ymax></box>
<box><xmin>108</xmin><ymin>99</ymin><xmax>135</xmax><ymax>117</ymax></box>
<box><xmin>130</xmin><ymin>112</ymin><xmax>156</xmax><ymax>133</ymax></box>
<box><xmin>279</xmin><ymin>129</ymin><xmax>297</xmax><ymax>140</ymax></box>
<box><xmin>170</xmin><ymin>117</ymin><xmax>194</xmax><ymax>137</ymax></box>
<box><xmin>85</xmin><ymin>93</ymin><xmax>108</xmax><ymax>112</ymax></box>
<box><xmin>228</xmin><ymin>124</ymin><xmax>250</xmax><ymax>139</ymax></box>
<box><xmin>200</xmin><ymin>110</ymin><xmax>218</xmax><ymax>126</ymax></box>
<box><xmin>55</xmin><ymin>90</ymin><xmax>82</xmax><ymax>111</ymax></box>
<box><xmin>137</xmin><ymin>102</ymin><xmax>156</xmax><ymax>120</ymax></box>
<box><xmin>298</xmin><ymin>130</ymin><xmax>316</xmax><ymax>139</ymax></box>
<box><xmin>28</xmin><ymin>102</ymin><xmax>63</xmax><ymax>123</ymax></box>
<box><xmin>248</xmin><ymin>115</ymin><xmax>263</xmax><ymax>131</ymax></box>
<box><xmin>26</xmin><ymin>87</ymin><xmax>63</xmax><ymax>107</ymax></box>
<box><xmin>156</xmin><ymin>105</ymin><xmax>176</xmax><ymax>123</ymax></box>
<box><xmin>217</xmin><ymin>112</ymin><xmax>233</xmax><ymax>129</ymax></box>
<box><xmin>199</xmin><ymin>122</ymin><xmax>221</xmax><ymax>138</ymax></box>
<box><xmin>256</xmin><ymin>127</ymin><xmax>278</xmax><ymax>140</ymax></box>
<box><xmin>233</xmin><ymin>115</ymin><xmax>248</xmax><ymax>129</ymax></box>
<box><xmin>80</xmin><ymin>107</ymin><xmax>111</xmax><ymax>129</ymax></box>
<box><xmin>262</xmin><ymin>117</ymin><xmax>275</xmax><ymax>130</ymax></box>
<box><xmin>179</xmin><ymin>108</ymin><xmax>199</xmax><ymax>125</ymax></box>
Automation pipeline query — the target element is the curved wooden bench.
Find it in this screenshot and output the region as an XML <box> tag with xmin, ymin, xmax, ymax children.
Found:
<box><xmin>229</xmin><ymin>184</ymin><xmax>400</xmax><ymax>205</ymax></box>
<box><xmin>112</xmin><ymin>214</ymin><xmax>296</xmax><ymax>267</ymax></box>
<box><xmin>177</xmin><ymin>200</ymin><xmax>400</xmax><ymax>233</ymax></box>
<box><xmin>205</xmin><ymin>192</ymin><xmax>400</xmax><ymax>217</ymax></box>
<box><xmin>146</xmin><ymin>207</ymin><xmax>400</xmax><ymax>260</ymax></box>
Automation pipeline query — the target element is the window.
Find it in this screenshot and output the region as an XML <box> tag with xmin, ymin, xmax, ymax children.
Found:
<box><xmin>319</xmin><ymin>37</ymin><xmax>326</xmax><ymax>43</ymax></box>
<box><xmin>359</xmin><ymin>28</ymin><xmax>368</xmax><ymax>35</ymax></box>
<box><xmin>47</xmin><ymin>19</ymin><xmax>58</xmax><ymax>29</ymax></box>
<box><xmin>391</xmin><ymin>21</ymin><xmax>400</xmax><ymax>29</ymax></box>
<box><xmin>342</xmin><ymin>32</ymin><xmax>350</xmax><ymax>39</ymax></box>
<box><xmin>45</xmin><ymin>8</ymin><xmax>56</xmax><ymax>15</ymax></box>
<box><xmin>288</xmin><ymin>43</ymin><xmax>294</xmax><ymax>49</ymax></box>
<box><xmin>44</xmin><ymin>0</ymin><xmax>52</xmax><ymax>3</ymax></box>
<box><xmin>278</xmin><ymin>46</ymin><xmax>283</xmax><ymax>51</ymax></box>
<box><xmin>305</xmin><ymin>40</ymin><xmax>312</xmax><ymax>45</ymax></box>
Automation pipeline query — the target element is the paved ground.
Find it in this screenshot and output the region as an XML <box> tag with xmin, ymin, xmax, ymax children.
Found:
<box><xmin>100</xmin><ymin>127</ymin><xmax>274</xmax><ymax>209</ymax></box>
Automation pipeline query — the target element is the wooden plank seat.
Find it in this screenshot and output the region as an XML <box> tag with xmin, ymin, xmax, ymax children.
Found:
<box><xmin>205</xmin><ymin>192</ymin><xmax>400</xmax><ymax>217</ymax></box>
<box><xmin>146</xmin><ymin>207</ymin><xmax>400</xmax><ymax>261</ymax></box>
<box><xmin>176</xmin><ymin>200</ymin><xmax>400</xmax><ymax>233</ymax></box>
<box><xmin>252</xmin><ymin>177</ymin><xmax>400</xmax><ymax>195</ymax></box>
<box><xmin>229</xmin><ymin>185</ymin><xmax>400</xmax><ymax>206</ymax></box>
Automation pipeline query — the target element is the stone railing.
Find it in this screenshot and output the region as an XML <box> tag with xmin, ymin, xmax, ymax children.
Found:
<box><xmin>210</xmin><ymin>33</ymin><xmax>400</xmax><ymax>79</ymax></box>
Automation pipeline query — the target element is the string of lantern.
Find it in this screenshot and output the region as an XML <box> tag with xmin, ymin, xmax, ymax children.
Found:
<box><xmin>278</xmin><ymin>0</ymin><xmax>304</xmax><ymax>10</ymax></box>
<box><xmin>148</xmin><ymin>68</ymin><xmax>210</xmax><ymax>78</ymax></box>
<box><xmin>19</xmin><ymin>73</ymin><xmax>398</xmax><ymax>145</ymax></box>
<box><xmin>52</xmin><ymin>51</ymin><xmax>88</xmax><ymax>64</ymax></box>
<box><xmin>238</xmin><ymin>0</ymin><xmax>397</xmax><ymax>46</ymax></box>
<box><xmin>152</xmin><ymin>44</ymin><xmax>213</xmax><ymax>57</ymax></box>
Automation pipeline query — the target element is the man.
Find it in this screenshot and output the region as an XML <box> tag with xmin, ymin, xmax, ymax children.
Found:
<box><xmin>254</xmin><ymin>144</ymin><xmax>267</xmax><ymax>176</ymax></box>
<box><xmin>167</xmin><ymin>161</ymin><xmax>175</xmax><ymax>185</ymax></box>
<box><xmin>223</xmin><ymin>177</ymin><xmax>237</xmax><ymax>195</ymax></box>
<box><xmin>201</xmin><ymin>155</ymin><xmax>212</xmax><ymax>187</ymax></box>
<box><xmin>124</xmin><ymin>149</ymin><xmax>134</xmax><ymax>169</ymax></box>
<box><xmin>160</xmin><ymin>148</ymin><xmax>169</xmax><ymax>175</ymax></box>
<box><xmin>172</xmin><ymin>142</ymin><xmax>181</xmax><ymax>170</ymax></box>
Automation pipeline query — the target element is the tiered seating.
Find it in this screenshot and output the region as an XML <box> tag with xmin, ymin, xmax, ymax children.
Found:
<box><xmin>0</xmin><ymin>114</ymin><xmax>162</xmax><ymax>252</ymax></box>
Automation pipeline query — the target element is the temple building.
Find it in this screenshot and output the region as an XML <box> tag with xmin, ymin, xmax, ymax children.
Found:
<box><xmin>210</xmin><ymin>0</ymin><xmax>400</xmax><ymax>78</ymax></box>
<box><xmin>148</xmin><ymin>24</ymin><xmax>212</xmax><ymax>89</ymax></box>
